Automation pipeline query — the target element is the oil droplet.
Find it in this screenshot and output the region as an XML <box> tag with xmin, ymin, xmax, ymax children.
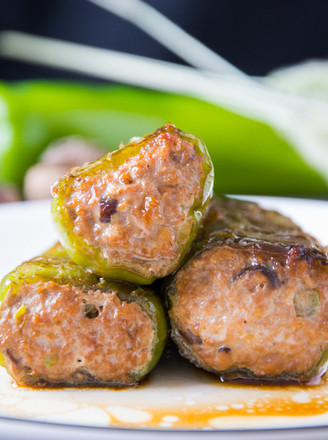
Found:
<box><xmin>162</xmin><ymin>415</ymin><xmax>179</xmax><ymax>423</ymax></box>
<box><xmin>291</xmin><ymin>392</ymin><xmax>310</xmax><ymax>404</ymax></box>
<box><xmin>216</xmin><ymin>405</ymin><xmax>229</xmax><ymax>411</ymax></box>
<box><xmin>106</xmin><ymin>406</ymin><xmax>153</xmax><ymax>424</ymax></box>
<box><xmin>231</xmin><ymin>403</ymin><xmax>245</xmax><ymax>409</ymax></box>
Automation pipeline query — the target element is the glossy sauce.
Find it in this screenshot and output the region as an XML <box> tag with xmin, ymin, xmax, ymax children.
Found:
<box><xmin>2</xmin><ymin>352</ymin><xmax>328</xmax><ymax>430</ymax></box>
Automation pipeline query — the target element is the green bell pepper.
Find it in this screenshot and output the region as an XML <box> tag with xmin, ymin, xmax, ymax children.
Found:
<box><xmin>0</xmin><ymin>252</ymin><xmax>167</xmax><ymax>387</ymax></box>
<box><xmin>166</xmin><ymin>197</ymin><xmax>328</xmax><ymax>383</ymax></box>
<box><xmin>52</xmin><ymin>123</ymin><xmax>213</xmax><ymax>284</ymax></box>
<box><xmin>0</xmin><ymin>81</ymin><xmax>326</xmax><ymax>196</ymax></box>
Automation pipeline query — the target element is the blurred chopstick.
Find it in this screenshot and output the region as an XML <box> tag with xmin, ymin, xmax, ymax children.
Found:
<box><xmin>87</xmin><ymin>0</ymin><xmax>246</xmax><ymax>78</ymax></box>
<box><xmin>0</xmin><ymin>31</ymin><xmax>294</xmax><ymax>126</ymax></box>
<box><xmin>1</xmin><ymin>30</ymin><xmax>328</xmax><ymax>181</ymax></box>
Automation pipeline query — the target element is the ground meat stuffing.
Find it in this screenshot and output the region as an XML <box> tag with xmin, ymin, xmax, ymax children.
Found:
<box><xmin>65</xmin><ymin>129</ymin><xmax>205</xmax><ymax>278</ymax></box>
<box><xmin>0</xmin><ymin>281</ymin><xmax>154</xmax><ymax>386</ymax></box>
<box><xmin>171</xmin><ymin>245</ymin><xmax>328</xmax><ymax>377</ymax></box>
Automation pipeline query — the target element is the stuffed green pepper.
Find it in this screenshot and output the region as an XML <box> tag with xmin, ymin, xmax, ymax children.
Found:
<box><xmin>0</xmin><ymin>255</ymin><xmax>167</xmax><ymax>387</ymax></box>
<box><xmin>52</xmin><ymin>123</ymin><xmax>214</xmax><ymax>284</ymax></box>
<box><xmin>167</xmin><ymin>197</ymin><xmax>328</xmax><ymax>383</ymax></box>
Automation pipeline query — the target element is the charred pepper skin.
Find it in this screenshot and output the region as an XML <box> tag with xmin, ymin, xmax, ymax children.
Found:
<box><xmin>0</xmin><ymin>256</ymin><xmax>167</xmax><ymax>387</ymax></box>
<box><xmin>51</xmin><ymin>124</ymin><xmax>214</xmax><ymax>285</ymax></box>
<box><xmin>166</xmin><ymin>197</ymin><xmax>328</xmax><ymax>384</ymax></box>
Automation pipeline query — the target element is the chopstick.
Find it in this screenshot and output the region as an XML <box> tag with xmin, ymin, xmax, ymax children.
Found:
<box><xmin>87</xmin><ymin>0</ymin><xmax>246</xmax><ymax>78</ymax></box>
<box><xmin>0</xmin><ymin>31</ymin><xmax>292</xmax><ymax>124</ymax></box>
<box><xmin>1</xmin><ymin>31</ymin><xmax>328</xmax><ymax>181</ymax></box>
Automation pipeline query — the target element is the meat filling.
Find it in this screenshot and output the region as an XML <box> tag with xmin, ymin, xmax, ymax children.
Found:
<box><xmin>65</xmin><ymin>130</ymin><xmax>205</xmax><ymax>278</ymax></box>
<box><xmin>0</xmin><ymin>281</ymin><xmax>154</xmax><ymax>386</ymax></box>
<box><xmin>171</xmin><ymin>245</ymin><xmax>328</xmax><ymax>378</ymax></box>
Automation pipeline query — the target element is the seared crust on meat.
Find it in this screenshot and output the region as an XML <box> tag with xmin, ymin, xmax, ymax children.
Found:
<box><xmin>198</xmin><ymin>197</ymin><xmax>326</xmax><ymax>260</ymax></box>
<box><xmin>167</xmin><ymin>198</ymin><xmax>328</xmax><ymax>383</ymax></box>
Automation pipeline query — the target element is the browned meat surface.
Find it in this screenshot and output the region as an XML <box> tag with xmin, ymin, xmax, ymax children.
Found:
<box><xmin>168</xmin><ymin>198</ymin><xmax>328</xmax><ymax>381</ymax></box>
<box><xmin>0</xmin><ymin>281</ymin><xmax>154</xmax><ymax>386</ymax></box>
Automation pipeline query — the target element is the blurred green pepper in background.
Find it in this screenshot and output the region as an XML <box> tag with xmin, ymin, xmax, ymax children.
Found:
<box><xmin>0</xmin><ymin>81</ymin><xmax>326</xmax><ymax>196</ymax></box>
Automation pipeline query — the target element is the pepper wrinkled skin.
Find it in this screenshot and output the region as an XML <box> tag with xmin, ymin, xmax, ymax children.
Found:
<box><xmin>166</xmin><ymin>197</ymin><xmax>328</xmax><ymax>383</ymax></box>
<box><xmin>0</xmin><ymin>255</ymin><xmax>167</xmax><ymax>387</ymax></box>
<box><xmin>52</xmin><ymin>124</ymin><xmax>214</xmax><ymax>285</ymax></box>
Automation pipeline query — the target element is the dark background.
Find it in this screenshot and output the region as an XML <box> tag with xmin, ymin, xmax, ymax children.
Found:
<box><xmin>0</xmin><ymin>0</ymin><xmax>328</xmax><ymax>81</ymax></box>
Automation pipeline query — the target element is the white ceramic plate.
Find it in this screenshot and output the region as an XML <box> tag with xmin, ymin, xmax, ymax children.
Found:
<box><xmin>1</xmin><ymin>196</ymin><xmax>328</xmax><ymax>440</ymax></box>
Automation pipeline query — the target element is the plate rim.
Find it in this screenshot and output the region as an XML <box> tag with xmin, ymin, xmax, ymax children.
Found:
<box><xmin>2</xmin><ymin>196</ymin><xmax>328</xmax><ymax>436</ymax></box>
